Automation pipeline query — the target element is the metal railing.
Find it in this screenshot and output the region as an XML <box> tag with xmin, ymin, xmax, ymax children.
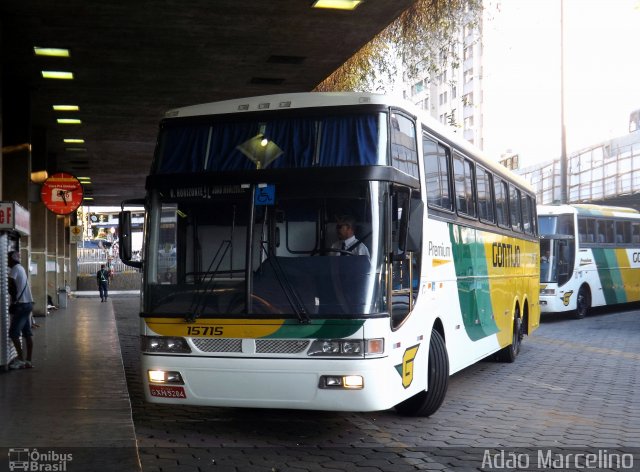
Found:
<box><xmin>77</xmin><ymin>248</ymin><xmax>140</xmax><ymax>275</ymax></box>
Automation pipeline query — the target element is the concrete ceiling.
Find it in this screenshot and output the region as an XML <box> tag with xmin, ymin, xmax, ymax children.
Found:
<box><xmin>1</xmin><ymin>0</ymin><xmax>413</xmax><ymax>206</ymax></box>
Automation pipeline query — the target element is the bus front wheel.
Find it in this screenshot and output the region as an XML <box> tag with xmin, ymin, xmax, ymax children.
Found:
<box><xmin>574</xmin><ymin>286</ymin><xmax>590</xmax><ymax>319</ymax></box>
<box><xmin>395</xmin><ymin>329</ymin><xmax>449</xmax><ymax>417</ymax></box>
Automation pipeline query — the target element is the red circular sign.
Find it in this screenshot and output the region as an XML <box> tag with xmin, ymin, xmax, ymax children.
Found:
<box><xmin>41</xmin><ymin>172</ymin><xmax>84</xmax><ymax>215</ymax></box>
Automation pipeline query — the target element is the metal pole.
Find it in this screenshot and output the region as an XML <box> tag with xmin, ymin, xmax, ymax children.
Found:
<box><xmin>560</xmin><ymin>0</ymin><xmax>568</xmax><ymax>204</ymax></box>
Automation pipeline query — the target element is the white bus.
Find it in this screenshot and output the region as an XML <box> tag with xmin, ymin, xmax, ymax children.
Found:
<box><xmin>538</xmin><ymin>203</ymin><xmax>640</xmax><ymax>318</ymax></box>
<box><xmin>119</xmin><ymin>92</ymin><xmax>540</xmax><ymax>416</ymax></box>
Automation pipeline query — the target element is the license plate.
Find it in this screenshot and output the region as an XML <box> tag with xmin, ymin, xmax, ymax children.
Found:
<box><xmin>149</xmin><ymin>385</ymin><xmax>187</xmax><ymax>399</ymax></box>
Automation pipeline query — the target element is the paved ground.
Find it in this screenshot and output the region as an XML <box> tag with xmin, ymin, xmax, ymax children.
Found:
<box><xmin>111</xmin><ymin>299</ymin><xmax>640</xmax><ymax>471</ymax></box>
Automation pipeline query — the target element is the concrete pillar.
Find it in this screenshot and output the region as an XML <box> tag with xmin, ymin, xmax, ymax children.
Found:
<box><xmin>29</xmin><ymin>203</ymin><xmax>48</xmax><ymax>316</ymax></box>
<box><xmin>46</xmin><ymin>211</ymin><xmax>58</xmax><ymax>307</ymax></box>
<box><xmin>57</xmin><ymin>215</ymin><xmax>65</xmax><ymax>292</ymax></box>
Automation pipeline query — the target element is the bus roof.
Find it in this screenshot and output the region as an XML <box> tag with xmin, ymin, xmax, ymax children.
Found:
<box><xmin>539</xmin><ymin>203</ymin><xmax>640</xmax><ymax>218</ymax></box>
<box><xmin>164</xmin><ymin>92</ymin><xmax>533</xmax><ymax>193</ymax></box>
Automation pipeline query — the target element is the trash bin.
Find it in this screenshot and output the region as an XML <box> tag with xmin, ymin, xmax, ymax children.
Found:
<box><xmin>57</xmin><ymin>289</ymin><xmax>68</xmax><ymax>309</ymax></box>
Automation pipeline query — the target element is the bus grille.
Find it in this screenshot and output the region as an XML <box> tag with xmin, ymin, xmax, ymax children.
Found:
<box><xmin>255</xmin><ymin>339</ymin><xmax>310</xmax><ymax>354</ymax></box>
<box><xmin>192</xmin><ymin>338</ymin><xmax>242</xmax><ymax>352</ymax></box>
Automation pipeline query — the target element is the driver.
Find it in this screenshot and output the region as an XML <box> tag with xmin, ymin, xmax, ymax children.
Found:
<box><xmin>331</xmin><ymin>215</ymin><xmax>370</xmax><ymax>258</ymax></box>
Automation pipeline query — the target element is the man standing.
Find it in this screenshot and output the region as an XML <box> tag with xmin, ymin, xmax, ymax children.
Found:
<box><xmin>97</xmin><ymin>263</ymin><xmax>110</xmax><ymax>302</ymax></box>
<box><xmin>8</xmin><ymin>250</ymin><xmax>34</xmax><ymax>369</ymax></box>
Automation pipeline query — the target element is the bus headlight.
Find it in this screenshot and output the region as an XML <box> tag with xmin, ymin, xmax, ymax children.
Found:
<box><xmin>319</xmin><ymin>375</ymin><xmax>364</xmax><ymax>389</ymax></box>
<box><xmin>307</xmin><ymin>338</ymin><xmax>384</xmax><ymax>356</ymax></box>
<box><xmin>141</xmin><ymin>335</ymin><xmax>192</xmax><ymax>353</ymax></box>
<box><xmin>148</xmin><ymin>370</ymin><xmax>184</xmax><ymax>384</ymax></box>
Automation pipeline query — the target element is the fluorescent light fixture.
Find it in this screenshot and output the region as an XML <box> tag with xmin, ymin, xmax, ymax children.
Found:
<box><xmin>83</xmin><ymin>197</ymin><xmax>94</xmax><ymax>201</ymax></box>
<box><xmin>53</xmin><ymin>105</ymin><xmax>79</xmax><ymax>111</ymax></box>
<box><xmin>42</xmin><ymin>71</ymin><xmax>74</xmax><ymax>80</ymax></box>
<box><xmin>57</xmin><ymin>118</ymin><xmax>82</xmax><ymax>124</ymax></box>
<box><xmin>65</xmin><ymin>147</ymin><xmax>87</xmax><ymax>152</ymax></box>
<box><xmin>77</xmin><ymin>176</ymin><xmax>91</xmax><ymax>180</ymax></box>
<box><xmin>312</xmin><ymin>0</ymin><xmax>362</xmax><ymax>10</ymax></box>
<box><xmin>64</xmin><ymin>139</ymin><xmax>85</xmax><ymax>144</ymax></box>
<box><xmin>34</xmin><ymin>47</ymin><xmax>70</xmax><ymax>57</ymax></box>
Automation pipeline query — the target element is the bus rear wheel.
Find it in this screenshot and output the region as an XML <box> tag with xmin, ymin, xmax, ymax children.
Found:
<box><xmin>395</xmin><ymin>329</ymin><xmax>449</xmax><ymax>417</ymax></box>
<box><xmin>496</xmin><ymin>310</ymin><xmax>522</xmax><ymax>363</ymax></box>
<box><xmin>574</xmin><ymin>286</ymin><xmax>590</xmax><ymax>319</ymax></box>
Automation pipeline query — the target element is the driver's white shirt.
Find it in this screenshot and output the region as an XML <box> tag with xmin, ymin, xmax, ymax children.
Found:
<box><xmin>331</xmin><ymin>235</ymin><xmax>370</xmax><ymax>257</ymax></box>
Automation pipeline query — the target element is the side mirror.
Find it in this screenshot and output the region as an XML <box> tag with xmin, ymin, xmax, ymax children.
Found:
<box><xmin>405</xmin><ymin>199</ymin><xmax>424</xmax><ymax>253</ymax></box>
<box><xmin>398</xmin><ymin>198</ymin><xmax>424</xmax><ymax>254</ymax></box>
<box><xmin>119</xmin><ymin>211</ymin><xmax>142</xmax><ymax>269</ymax></box>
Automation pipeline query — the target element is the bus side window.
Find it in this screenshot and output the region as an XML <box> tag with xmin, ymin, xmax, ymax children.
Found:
<box><xmin>578</xmin><ymin>219</ymin><xmax>587</xmax><ymax>242</ymax></box>
<box><xmin>509</xmin><ymin>185</ymin><xmax>522</xmax><ymax>232</ymax></box>
<box><xmin>632</xmin><ymin>222</ymin><xmax>640</xmax><ymax>243</ymax></box>
<box><xmin>423</xmin><ymin>135</ymin><xmax>452</xmax><ymax>211</ymax></box>
<box><xmin>477</xmin><ymin>166</ymin><xmax>495</xmax><ymax>223</ymax></box>
<box><xmin>597</xmin><ymin>221</ymin><xmax>606</xmax><ymax>243</ymax></box>
<box><xmin>605</xmin><ymin>220</ymin><xmax>614</xmax><ymax>243</ymax></box>
<box><xmin>494</xmin><ymin>177</ymin><xmax>509</xmax><ymax>228</ymax></box>
<box><xmin>391</xmin><ymin>113</ymin><xmax>419</xmax><ymax>178</ymax></box>
<box><xmin>453</xmin><ymin>152</ymin><xmax>476</xmax><ymax>218</ymax></box>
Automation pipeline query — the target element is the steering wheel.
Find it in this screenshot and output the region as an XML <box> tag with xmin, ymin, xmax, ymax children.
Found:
<box><xmin>310</xmin><ymin>247</ymin><xmax>353</xmax><ymax>256</ymax></box>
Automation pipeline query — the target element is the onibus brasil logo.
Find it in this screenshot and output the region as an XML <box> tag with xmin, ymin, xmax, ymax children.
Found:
<box><xmin>8</xmin><ymin>448</ymin><xmax>72</xmax><ymax>471</ymax></box>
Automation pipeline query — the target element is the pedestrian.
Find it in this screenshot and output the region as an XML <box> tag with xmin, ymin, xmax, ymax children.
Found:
<box><xmin>8</xmin><ymin>250</ymin><xmax>35</xmax><ymax>369</ymax></box>
<box><xmin>97</xmin><ymin>263</ymin><xmax>110</xmax><ymax>302</ymax></box>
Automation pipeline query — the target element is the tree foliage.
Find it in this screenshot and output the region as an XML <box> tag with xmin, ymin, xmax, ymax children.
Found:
<box><xmin>315</xmin><ymin>0</ymin><xmax>483</xmax><ymax>93</ymax></box>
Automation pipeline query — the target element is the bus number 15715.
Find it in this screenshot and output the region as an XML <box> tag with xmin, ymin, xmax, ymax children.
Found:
<box><xmin>187</xmin><ymin>326</ymin><xmax>224</xmax><ymax>336</ymax></box>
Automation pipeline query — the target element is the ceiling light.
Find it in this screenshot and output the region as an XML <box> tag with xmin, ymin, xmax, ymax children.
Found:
<box><xmin>83</xmin><ymin>197</ymin><xmax>94</xmax><ymax>201</ymax></box>
<box><xmin>42</xmin><ymin>71</ymin><xmax>74</xmax><ymax>80</ymax></box>
<box><xmin>53</xmin><ymin>105</ymin><xmax>79</xmax><ymax>111</ymax></box>
<box><xmin>34</xmin><ymin>47</ymin><xmax>70</xmax><ymax>57</ymax></box>
<box><xmin>64</xmin><ymin>139</ymin><xmax>85</xmax><ymax>144</ymax></box>
<box><xmin>57</xmin><ymin>118</ymin><xmax>82</xmax><ymax>124</ymax></box>
<box><xmin>31</xmin><ymin>170</ymin><xmax>49</xmax><ymax>183</ymax></box>
<box><xmin>312</xmin><ymin>0</ymin><xmax>362</xmax><ymax>10</ymax></box>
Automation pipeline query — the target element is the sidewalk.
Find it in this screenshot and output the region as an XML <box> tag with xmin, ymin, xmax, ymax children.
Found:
<box><xmin>71</xmin><ymin>290</ymin><xmax>140</xmax><ymax>299</ymax></box>
<box><xmin>0</xmin><ymin>296</ymin><xmax>141</xmax><ymax>471</ymax></box>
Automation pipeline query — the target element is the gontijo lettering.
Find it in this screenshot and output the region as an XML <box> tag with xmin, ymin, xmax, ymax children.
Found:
<box><xmin>492</xmin><ymin>242</ymin><xmax>521</xmax><ymax>267</ymax></box>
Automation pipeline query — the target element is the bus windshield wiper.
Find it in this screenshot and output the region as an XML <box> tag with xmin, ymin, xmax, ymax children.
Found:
<box><xmin>185</xmin><ymin>240</ymin><xmax>231</xmax><ymax>322</ymax></box>
<box><xmin>261</xmin><ymin>242</ymin><xmax>310</xmax><ymax>324</ymax></box>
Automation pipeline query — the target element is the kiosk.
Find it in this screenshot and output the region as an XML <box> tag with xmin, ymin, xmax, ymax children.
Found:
<box><xmin>0</xmin><ymin>201</ymin><xmax>31</xmax><ymax>370</ymax></box>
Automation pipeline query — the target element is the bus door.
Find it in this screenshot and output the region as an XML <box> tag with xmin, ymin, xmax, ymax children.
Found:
<box><xmin>541</xmin><ymin>237</ymin><xmax>574</xmax><ymax>287</ymax></box>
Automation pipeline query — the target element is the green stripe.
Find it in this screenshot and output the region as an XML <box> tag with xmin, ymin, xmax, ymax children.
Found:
<box><xmin>450</xmin><ymin>224</ymin><xmax>498</xmax><ymax>341</ymax></box>
<box><xmin>592</xmin><ymin>248</ymin><xmax>627</xmax><ymax>304</ymax></box>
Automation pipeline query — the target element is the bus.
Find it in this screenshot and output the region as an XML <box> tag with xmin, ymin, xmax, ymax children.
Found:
<box><xmin>538</xmin><ymin>203</ymin><xmax>640</xmax><ymax>318</ymax></box>
<box><xmin>119</xmin><ymin>92</ymin><xmax>540</xmax><ymax>416</ymax></box>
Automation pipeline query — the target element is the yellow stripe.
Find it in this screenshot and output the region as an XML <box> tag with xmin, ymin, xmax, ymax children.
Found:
<box><xmin>615</xmin><ymin>249</ymin><xmax>640</xmax><ymax>302</ymax></box>
<box><xmin>145</xmin><ymin>317</ymin><xmax>285</xmax><ymax>338</ymax></box>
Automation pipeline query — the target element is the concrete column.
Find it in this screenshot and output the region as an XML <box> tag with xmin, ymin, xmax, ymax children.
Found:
<box><xmin>57</xmin><ymin>215</ymin><xmax>65</xmax><ymax>292</ymax></box>
<box><xmin>29</xmin><ymin>203</ymin><xmax>48</xmax><ymax>317</ymax></box>
<box><xmin>46</xmin><ymin>211</ymin><xmax>58</xmax><ymax>307</ymax></box>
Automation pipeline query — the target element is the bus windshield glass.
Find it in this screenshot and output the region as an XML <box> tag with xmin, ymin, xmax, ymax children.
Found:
<box><xmin>154</xmin><ymin>112</ymin><xmax>388</xmax><ymax>173</ymax></box>
<box><xmin>538</xmin><ymin>214</ymin><xmax>574</xmax><ymax>236</ymax></box>
<box><xmin>143</xmin><ymin>182</ymin><xmax>386</xmax><ymax>319</ymax></box>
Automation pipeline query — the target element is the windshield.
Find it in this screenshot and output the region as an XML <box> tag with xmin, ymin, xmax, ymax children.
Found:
<box><xmin>143</xmin><ymin>182</ymin><xmax>386</xmax><ymax>318</ymax></box>
<box><xmin>538</xmin><ymin>214</ymin><xmax>574</xmax><ymax>236</ymax></box>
